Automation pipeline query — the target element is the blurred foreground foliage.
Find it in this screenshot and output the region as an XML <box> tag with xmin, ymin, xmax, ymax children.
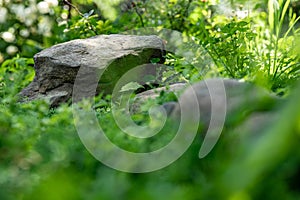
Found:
<box><xmin>0</xmin><ymin>0</ymin><xmax>300</xmax><ymax>199</ymax></box>
<box><xmin>0</xmin><ymin>74</ymin><xmax>300</xmax><ymax>199</ymax></box>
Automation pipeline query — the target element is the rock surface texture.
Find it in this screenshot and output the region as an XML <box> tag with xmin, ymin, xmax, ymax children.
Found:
<box><xmin>19</xmin><ymin>34</ymin><xmax>165</xmax><ymax>107</ymax></box>
<box><xmin>164</xmin><ymin>78</ymin><xmax>278</xmax><ymax>132</ymax></box>
<box><xmin>130</xmin><ymin>82</ymin><xmax>186</xmax><ymax>113</ymax></box>
<box><xmin>135</xmin><ymin>83</ymin><xmax>186</xmax><ymax>102</ymax></box>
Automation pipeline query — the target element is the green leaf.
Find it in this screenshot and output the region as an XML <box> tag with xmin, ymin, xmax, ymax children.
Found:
<box><xmin>237</xmin><ymin>21</ymin><xmax>248</xmax><ymax>27</ymax></box>
<box><xmin>288</xmin><ymin>64</ymin><xmax>300</xmax><ymax>74</ymax></box>
<box><xmin>120</xmin><ymin>82</ymin><xmax>144</xmax><ymax>92</ymax></box>
<box><xmin>150</xmin><ymin>58</ymin><xmax>161</xmax><ymax>64</ymax></box>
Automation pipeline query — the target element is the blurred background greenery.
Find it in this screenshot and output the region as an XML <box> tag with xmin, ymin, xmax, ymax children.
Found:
<box><xmin>0</xmin><ymin>0</ymin><xmax>300</xmax><ymax>199</ymax></box>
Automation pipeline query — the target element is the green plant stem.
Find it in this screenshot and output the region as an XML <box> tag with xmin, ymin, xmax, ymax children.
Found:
<box><xmin>198</xmin><ymin>23</ymin><xmax>235</xmax><ymax>78</ymax></box>
<box><xmin>272</xmin><ymin>34</ymin><xmax>279</xmax><ymax>79</ymax></box>
<box><xmin>180</xmin><ymin>0</ymin><xmax>193</xmax><ymax>28</ymax></box>
<box><xmin>276</xmin><ymin>62</ymin><xmax>300</xmax><ymax>78</ymax></box>
<box><xmin>272</xmin><ymin>0</ymin><xmax>297</xmax><ymax>81</ymax></box>
<box><xmin>134</xmin><ymin>6</ymin><xmax>144</xmax><ymax>27</ymax></box>
<box><xmin>63</xmin><ymin>0</ymin><xmax>83</xmax><ymax>17</ymax></box>
<box><xmin>283</xmin><ymin>16</ymin><xmax>300</xmax><ymax>38</ymax></box>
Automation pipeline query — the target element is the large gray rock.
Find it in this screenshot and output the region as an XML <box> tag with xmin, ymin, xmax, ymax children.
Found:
<box><xmin>164</xmin><ymin>78</ymin><xmax>278</xmax><ymax>133</ymax></box>
<box><xmin>19</xmin><ymin>34</ymin><xmax>165</xmax><ymax>107</ymax></box>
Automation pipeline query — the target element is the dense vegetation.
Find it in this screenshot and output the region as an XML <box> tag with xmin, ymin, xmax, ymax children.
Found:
<box><xmin>0</xmin><ymin>0</ymin><xmax>300</xmax><ymax>199</ymax></box>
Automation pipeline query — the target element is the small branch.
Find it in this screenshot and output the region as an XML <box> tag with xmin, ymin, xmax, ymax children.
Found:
<box><xmin>63</xmin><ymin>0</ymin><xmax>84</xmax><ymax>17</ymax></box>
<box><xmin>133</xmin><ymin>2</ymin><xmax>144</xmax><ymax>27</ymax></box>
<box><xmin>183</xmin><ymin>0</ymin><xmax>193</xmax><ymax>19</ymax></box>
<box><xmin>180</xmin><ymin>0</ymin><xmax>193</xmax><ymax>29</ymax></box>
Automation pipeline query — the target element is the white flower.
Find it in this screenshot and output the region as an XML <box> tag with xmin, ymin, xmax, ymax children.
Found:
<box><xmin>38</xmin><ymin>16</ymin><xmax>52</xmax><ymax>36</ymax></box>
<box><xmin>233</xmin><ymin>10</ymin><xmax>250</xmax><ymax>19</ymax></box>
<box><xmin>1</xmin><ymin>31</ymin><xmax>15</xmax><ymax>43</ymax></box>
<box><xmin>25</xmin><ymin>6</ymin><xmax>36</xmax><ymax>17</ymax></box>
<box><xmin>25</xmin><ymin>19</ymin><xmax>35</xmax><ymax>26</ymax></box>
<box><xmin>24</xmin><ymin>6</ymin><xmax>37</xmax><ymax>26</ymax></box>
<box><xmin>37</xmin><ymin>1</ymin><xmax>50</xmax><ymax>14</ymax></box>
<box><xmin>45</xmin><ymin>0</ymin><xmax>58</xmax><ymax>7</ymax></box>
<box><xmin>11</xmin><ymin>4</ymin><xmax>25</xmax><ymax>21</ymax></box>
<box><xmin>20</xmin><ymin>29</ymin><xmax>30</xmax><ymax>37</ymax></box>
<box><xmin>0</xmin><ymin>0</ymin><xmax>11</xmax><ymax>6</ymax></box>
<box><xmin>0</xmin><ymin>53</ymin><xmax>4</xmax><ymax>63</ymax></box>
<box><xmin>6</xmin><ymin>45</ymin><xmax>18</xmax><ymax>55</ymax></box>
<box><xmin>0</xmin><ymin>7</ymin><xmax>7</xmax><ymax>23</ymax></box>
<box><xmin>61</xmin><ymin>12</ymin><xmax>68</xmax><ymax>20</ymax></box>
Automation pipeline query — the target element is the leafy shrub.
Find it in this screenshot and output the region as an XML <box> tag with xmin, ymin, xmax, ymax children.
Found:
<box><xmin>0</xmin><ymin>0</ymin><xmax>64</xmax><ymax>62</ymax></box>
<box><xmin>0</xmin><ymin>56</ymin><xmax>34</xmax><ymax>100</ymax></box>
